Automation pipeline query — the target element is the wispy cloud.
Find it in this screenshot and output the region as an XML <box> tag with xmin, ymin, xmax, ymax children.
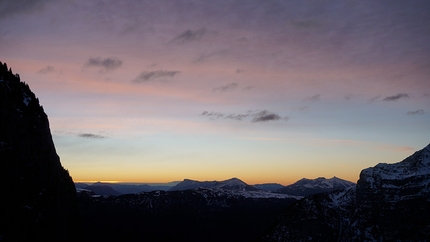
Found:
<box><xmin>0</xmin><ymin>0</ymin><xmax>50</xmax><ymax>19</ymax></box>
<box><xmin>251</xmin><ymin>110</ymin><xmax>281</xmax><ymax>122</ymax></box>
<box><xmin>374</xmin><ymin>144</ymin><xmax>415</xmax><ymax>153</ymax></box>
<box><xmin>78</xmin><ymin>133</ymin><xmax>106</xmax><ymax>139</ymax></box>
<box><xmin>132</xmin><ymin>70</ymin><xmax>180</xmax><ymax>83</ymax></box>
<box><xmin>212</xmin><ymin>83</ymin><xmax>238</xmax><ymax>92</ymax></box>
<box><xmin>37</xmin><ymin>65</ymin><xmax>56</xmax><ymax>74</ymax></box>
<box><xmin>407</xmin><ymin>109</ymin><xmax>425</xmax><ymax>115</ymax></box>
<box><xmin>344</xmin><ymin>94</ymin><xmax>353</xmax><ymax>101</ymax></box>
<box><xmin>169</xmin><ymin>28</ymin><xmax>207</xmax><ymax>43</ymax></box>
<box><xmin>193</xmin><ymin>50</ymin><xmax>227</xmax><ymax>63</ymax></box>
<box><xmin>382</xmin><ymin>93</ymin><xmax>409</xmax><ymax>101</ymax></box>
<box><xmin>201</xmin><ymin>111</ymin><xmax>249</xmax><ymax>121</ymax></box>
<box><xmin>305</xmin><ymin>94</ymin><xmax>320</xmax><ymax>102</ymax></box>
<box><xmin>84</xmin><ymin>57</ymin><xmax>122</xmax><ymax>72</ymax></box>
<box><xmin>369</xmin><ymin>95</ymin><xmax>381</xmax><ymax>103</ymax></box>
<box><xmin>202</xmin><ymin>110</ymin><xmax>287</xmax><ymax>123</ymax></box>
<box><xmin>298</xmin><ymin>106</ymin><xmax>309</xmax><ymax>111</ymax></box>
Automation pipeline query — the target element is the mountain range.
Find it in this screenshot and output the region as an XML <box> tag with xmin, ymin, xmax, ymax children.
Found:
<box><xmin>77</xmin><ymin>176</ymin><xmax>355</xmax><ymax>197</ymax></box>
<box><xmin>75</xmin><ymin>182</ymin><xmax>174</xmax><ymax>196</ymax></box>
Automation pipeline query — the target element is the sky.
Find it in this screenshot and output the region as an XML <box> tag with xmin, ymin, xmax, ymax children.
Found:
<box><xmin>1</xmin><ymin>0</ymin><xmax>429</xmax><ymax>185</ymax></box>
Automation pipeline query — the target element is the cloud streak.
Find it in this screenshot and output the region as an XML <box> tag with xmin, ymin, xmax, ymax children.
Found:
<box><xmin>212</xmin><ymin>83</ymin><xmax>238</xmax><ymax>92</ymax></box>
<box><xmin>84</xmin><ymin>57</ymin><xmax>123</xmax><ymax>72</ymax></box>
<box><xmin>37</xmin><ymin>66</ymin><xmax>56</xmax><ymax>74</ymax></box>
<box><xmin>202</xmin><ymin>110</ymin><xmax>287</xmax><ymax>123</ymax></box>
<box><xmin>132</xmin><ymin>70</ymin><xmax>180</xmax><ymax>83</ymax></box>
<box><xmin>78</xmin><ymin>133</ymin><xmax>106</xmax><ymax>139</ymax></box>
<box><xmin>193</xmin><ymin>50</ymin><xmax>227</xmax><ymax>63</ymax></box>
<box><xmin>169</xmin><ymin>28</ymin><xmax>207</xmax><ymax>43</ymax></box>
<box><xmin>382</xmin><ymin>93</ymin><xmax>409</xmax><ymax>101</ymax></box>
<box><xmin>201</xmin><ymin>111</ymin><xmax>249</xmax><ymax>121</ymax></box>
<box><xmin>407</xmin><ymin>109</ymin><xmax>425</xmax><ymax>115</ymax></box>
<box><xmin>305</xmin><ymin>94</ymin><xmax>321</xmax><ymax>102</ymax></box>
<box><xmin>251</xmin><ymin>110</ymin><xmax>281</xmax><ymax>122</ymax></box>
<box><xmin>369</xmin><ymin>95</ymin><xmax>381</xmax><ymax>103</ymax></box>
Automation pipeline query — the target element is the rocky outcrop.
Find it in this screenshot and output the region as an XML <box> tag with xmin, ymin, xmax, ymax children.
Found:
<box><xmin>0</xmin><ymin>62</ymin><xmax>79</xmax><ymax>241</ymax></box>
<box><xmin>263</xmin><ymin>144</ymin><xmax>430</xmax><ymax>241</ymax></box>
<box><xmin>353</xmin><ymin>144</ymin><xmax>430</xmax><ymax>241</ymax></box>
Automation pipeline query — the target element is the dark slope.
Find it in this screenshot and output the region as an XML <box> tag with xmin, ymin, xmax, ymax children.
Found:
<box><xmin>0</xmin><ymin>62</ymin><xmax>79</xmax><ymax>241</ymax></box>
<box><xmin>77</xmin><ymin>188</ymin><xmax>297</xmax><ymax>242</ymax></box>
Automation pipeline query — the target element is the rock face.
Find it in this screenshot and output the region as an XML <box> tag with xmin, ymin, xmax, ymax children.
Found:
<box><xmin>0</xmin><ymin>62</ymin><xmax>79</xmax><ymax>241</ymax></box>
<box><xmin>354</xmin><ymin>144</ymin><xmax>430</xmax><ymax>241</ymax></box>
<box><xmin>263</xmin><ymin>144</ymin><xmax>430</xmax><ymax>241</ymax></box>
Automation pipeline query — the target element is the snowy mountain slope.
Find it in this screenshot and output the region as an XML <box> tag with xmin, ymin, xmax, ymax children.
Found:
<box><xmin>213</xmin><ymin>177</ymin><xmax>259</xmax><ymax>191</ymax></box>
<box><xmin>169</xmin><ymin>178</ymin><xmax>218</xmax><ymax>191</ymax></box>
<box><xmin>170</xmin><ymin>177</ymin><xmax>254</xmax><ymax>191</ymax></box>
<box><xmin>170</xmin><ymin>177</ymin><xmax>299</xmax><ymax>199</ymax></box>
<box><xmin>194</xmin><ymin>187</ymin><xmax>301</xmax><ymax>199</ymax></box>
<box><xmin>277</xmin><ymin>176</ymin><xmax>355</xmax><ymax>196</ymax></box>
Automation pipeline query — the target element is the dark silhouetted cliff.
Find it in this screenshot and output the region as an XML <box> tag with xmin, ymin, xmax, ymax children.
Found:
<box><xmin>0</xmin><ymin>62</ymin><xmax>79</xmax><ymax>241</ymax></box>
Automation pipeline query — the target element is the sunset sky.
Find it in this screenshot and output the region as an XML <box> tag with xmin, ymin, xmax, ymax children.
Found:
<box><xmin>1</xmin><ymin>0</ymin><xmax>429</xmax><ymax>185</ymax></box>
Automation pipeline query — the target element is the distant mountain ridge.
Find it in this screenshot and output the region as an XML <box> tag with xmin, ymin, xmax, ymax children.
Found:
<box><xmin>253</xmin><ymin>183</ymin><xmax>284</xmax><ymax>191</ymax></box>
<box><xmin>75</xmin><ymin>182</ymin><xmax>174</xmax><ymax>195</ymax></box>
<box><xmin>263</xmin><ymin>143</ymin><xmax>430</xmax><ymax>241</ymax></box>
<box><xmin>83</xmin><ymin>176</ymin><xmax>355</xmax><ymax>197</ymax></box>
<box><xmin>277</xmin><ymin>176</ymin><xmax>355</xmax><ymax>196</ymax></box>
<box><xmin>170</xmin><ymin>177</ymin><xmax>262</xmax><ymax>192</ymax></box>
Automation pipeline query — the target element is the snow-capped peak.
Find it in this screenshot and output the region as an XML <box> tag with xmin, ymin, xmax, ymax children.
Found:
<box><xmin>360</xmin><ymin>143</ymin><xmax>430</xmax><ymax>189</ymax></box>
<box><xmin>294</xmin><ymin>176</ymin><xmax>354</xmax><ymax>189</ymax></box>
<box><xmin>214</xmin><ymin>178</ymin><xmax>247</xmax><ymax>189</ymax></box>
<box><xmin>277</xmin><ymin>176</ymin><xmax>355</xmax><ymax>196</ymax></box>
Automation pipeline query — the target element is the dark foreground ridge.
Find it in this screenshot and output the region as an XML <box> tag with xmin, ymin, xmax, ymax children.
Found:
<box><xmin>78</xmin><ymin>188</ymin><xmax>297</xmax><ymax>242</ymax></box>
<box><xmin>0</xmin><ymin>62</ymin><xmax>79</xmax><ymax>241</ymax></box>
<box><xmin>262</xmin><ymin>143</ymin><xmax>430</xmax><ymax>241</ymax></box>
